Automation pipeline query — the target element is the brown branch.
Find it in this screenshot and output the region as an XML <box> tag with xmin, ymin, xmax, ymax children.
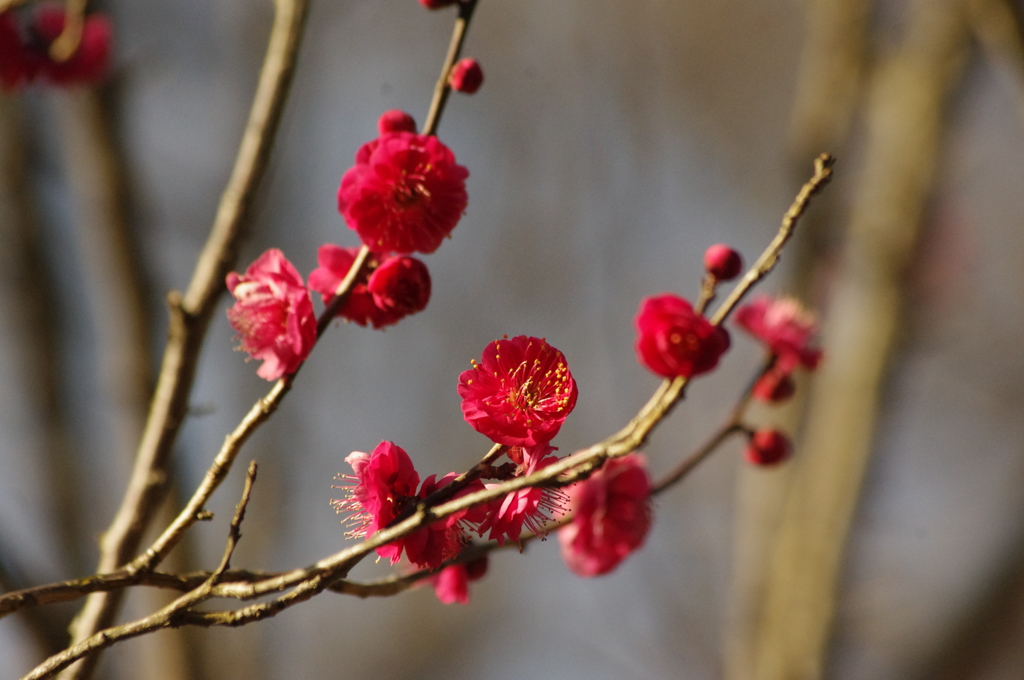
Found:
<box><xmin>747</xmin><ymin>3</ymin><xmax>971</xmax><ymax>678</ymax></box>
<box><xmin>25</xmin><ymin>459</ymin><xmax>261</xmax><ymax>680</ymax></box>
<box><xmin>708</xmin><ymin>153</ymin><xmax>835</xmax><ymax>327</ymax></box>
<box><xmin>62</xmin><ymin>0</ymin><xmax>311</xmax><ymax>675</ymax></box>
<box><xmin>49</xmin><ymin>0</ymin><xmax>88</xmax><ymax>62</ymax></box>
<box><xmin>422</xmin><ymin>0</ymin><xmax>480</xmax><ymax>136</ymax></box>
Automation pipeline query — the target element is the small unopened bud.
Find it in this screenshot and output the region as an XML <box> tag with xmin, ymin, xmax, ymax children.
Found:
<box><xmin>367</xmin><ymin>256</ymin><xmax>432</xmax><ymax>318</ymax></box>
<box><xmin>704</xmin><ymin>244</ymin><xmax>743</xmax><ymax>281</ymax></box>
<box><xmin>449</xmin><ymin>58</ymin><xmax>484</xmax><ymax>94</ymax></box>
<box><xmin>465</xmin><ymin>555</ymin><xmax>489</xmax><ymax>581</ymax></box>
<box><xmin>377</xmin><ymin>109</ymin><xmax>417</xmax><ymax>134</ymax></box>
<box><xmin>745</xmin><ymin>429</ymin><xmax>791</xmax><ymax>466</ymax></box>
<box><xmin>752</xmin><ymin>369</ymin><xmax>796</xmax><ymax>403</ymax></box>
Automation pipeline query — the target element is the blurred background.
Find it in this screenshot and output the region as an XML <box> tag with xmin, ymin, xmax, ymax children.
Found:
<box><xmin>1</xmin><ymin>0</ymin><xmax>1023</xmax><ymax>678</ymax></box>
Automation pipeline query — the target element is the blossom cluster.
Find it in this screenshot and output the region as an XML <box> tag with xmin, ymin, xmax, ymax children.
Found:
<box><xmin>0</xmin><ymin>5</ymin><xmax>111</xmax><ymax>89</ymax></box>
<box><xmin>224</xmin><ymin>94</ymin><xmax>823</xmax><ymax>609</ymax></box>
<box><xmin>631</xmin><ymin>245</ymin><xmax>823</xmax><ymax>467</ymax></box>
<box><xmin>333</xmin><ymin>334</ymin><xmax>655</xmax><ymax>604</ymax></box>
<box><xmin>224</xmin><ymin>110</ymin><xmax>466</xmax><ymax>380</ymax></box>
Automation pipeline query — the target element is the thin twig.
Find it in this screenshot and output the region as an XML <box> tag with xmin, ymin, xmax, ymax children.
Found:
<box><xmin>422</xmin><ymin>0</ymin><xmax>479</xmax><ymax>136</ymax></box>
<box><xmin>49</xmin><ymin>0</ymin><xmax>87</xmax><ymax>62</ymax></box>
<box><xmin>24</xmin><ymin>460</ymin><xmax>261</xmax><ymax>680</ymax></box>
<box><xmin>709</xmin><ymin>153</ymin><xmax>834</xmax><ymax>326</ymax></box>
<box><xmin>694</xmin><ymin>273</ymin><xmax>718</xmax><ymax>316</ymax></box>
<box><xmin>213</xmin><ymin>462</ymin><xmax>259</xmax><ymax>578</ymax></box>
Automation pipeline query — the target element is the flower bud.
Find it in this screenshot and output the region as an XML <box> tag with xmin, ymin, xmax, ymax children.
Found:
<box><xmin>367</xmin><ymin>256</ymin><xmax>431</xmax><ymax>319</ymax></box>
<box><xmin>377</xmin><ymin>109</ymin><xmax>417</xmax><ymax>135</ymax></box>
<box><xmin>745</xmin><ymin>429</ymin><xmax>791</xmax><ymax>466</ymax></box>
<box><xmin>703</xmin><ymin>243</ymin><xmax>742</xmax><ymax>281</ymax></box>
<box><xmin>634</xmin><ymin>294</ymin><xmax>730</xmax><ymax>379</ymax></box>
<box><xmin>465</xmin><ymin>555</ymin><xmax>489</xmax><ymax>581</ymax></box>
<box><xmin>418</xmin><ymin>0</ymin><xmax>459</xmax><ymax>9</ymax></box>
<box><xmin>752</xmin><ymin>369</ymin><xmax>796</xmax><ymax>403</ymax></box>
<box><xmin>449</xmin><ymin>58</ymin><xmax>483</xmax><ymax>94</ymax></box>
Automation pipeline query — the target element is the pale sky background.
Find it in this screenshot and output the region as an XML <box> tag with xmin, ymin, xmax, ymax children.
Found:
<box><xmin>2</xmin><ymin>0</ymin><xmax>1023</xmax><ymax>678</ymax></box>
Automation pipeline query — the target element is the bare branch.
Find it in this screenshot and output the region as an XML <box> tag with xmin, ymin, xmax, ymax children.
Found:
<box><xmin>423</xmin><ymin>0</ymin><xmax>480</xmax><ymax>136</ymax></box>
<box><xmin>708</xmin><ymin>153</ymin><xmax>835</xmax><ymax>327</ymax></box>
<box><xmin>25</xmin><ymin>458</ymin><xmax>261</xmax><ymax>680</ymax></box>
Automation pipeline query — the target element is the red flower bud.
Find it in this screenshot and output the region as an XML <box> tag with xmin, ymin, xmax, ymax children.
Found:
<box><xmin>745</xmin><ymin>429</ymin><xmax>791</xmax><ymax>466</ymax></box>
<box><xmin>634</xmin><ymin>294</ymin><xmax>730</xmax><ymax>379</ymax></box>
<box><xmin>752</xmin><ymin>369</ymin><xmax>796</xmax><ymax>403</ymax></box>
<box><xmin>377</xmin><ymin>109</ymin><xmax>417</xmax><ymax>135</ymax></box>
<box><xmin>366</xmin><ymin>255</ymin><xmax>432</xmax><ymax>319</ymax></box>
<box><xmin>703</xmin><ymin>243</ymin><xmax>743</xmax><ymax>281</ymax></box>
<box><xmin>449</xmin><ymin>58</ymin><xmax>483</xmax><ymax>94</ymax></box>
<box><xmin>465</xmin><ymin>555</ymin><xmax>489</xmax><ymax>581</ymax></box>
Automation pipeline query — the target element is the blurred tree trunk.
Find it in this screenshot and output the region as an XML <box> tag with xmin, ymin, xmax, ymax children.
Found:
<box><xmin>51</xmin><ymin>89</ymin><xmax>196</xmax><ymax>680</ymax></box>
<box><xmin>0</xmin><ymin>90</ymin><xmax>84</xmax><ymax>665</ymax></box>
<box><xmin>726</xmin><ymin>1</ymin><xmax>972</xmax><ymax>678</ymax></box>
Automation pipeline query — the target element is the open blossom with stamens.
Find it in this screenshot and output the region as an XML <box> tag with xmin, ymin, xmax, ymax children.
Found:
<box><xmin>332</xmin><ymin>442</ymin><xmax>484</xmax><ymax>570</ymax></box>
<box><xmin>559</xmin><ymin>453</ymin><xmax>653</xmax><ymax>577</ymax></box>
<box><xmin>337</xmin><ymin>132</ymin><xmax>468</xmax><ymax>254</ymax></box>
<box><xmin>477</xmin><ymin>448</ymin><xmax>566</xmax><ymax>546</ymax></box>
<box><xmin>226</xmin><ymin>249</ymin><xmax>316</xmax><ymax>381</ymax></box>
<box><xmin>734</xmin><ymin>295</ymin><xmax>822</xmax><ymax>374</ymax></box>
<box><xmin>634</xmin><ymin>294</ymin><xmax>730</xmax><ymax>379</ymax></box>
<box><xmin>331</xmin><ymin>441</ymin><xmax>420</xmax><ymax>565</ymax></box>
<box><xmin>458</xmin><ymin>335</ymin><xmax>578</xmax><ymax>447</ymax></box>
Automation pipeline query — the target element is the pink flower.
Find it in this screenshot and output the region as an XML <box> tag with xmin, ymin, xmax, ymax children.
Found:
<box><xmin>377</xmin><ymin>109</ymin><xmax>417</xmax><ymax>134</ymax></box>
<box><xmin>559</xmin><ymin>453</ymin><xmax>652</xmax><ymax>577</ymax></box>
<box><xmin>308</xmin><ymin>244</ymin><xmax>431</xmax><ymax>328</ymax></box>
<box><xmin>428</xmin><ymin>556</ymin><xmax>489</xmax><ymax>605</ymax></box>
<box><xmin>332</xmin><ymin>441</ymin><xmax>421</xmax><ymax>564</ymax></box>
<box><xmin>337</xmin><ymin>132</ymin><xmax>469</xmax><ymax>254</ymax></box>
<box><xmin>458</xmin><ymin>335</ymin><xmax>578</xmax><ymax>447</ymax></box>
<box><xmin>419</xmin><ymin>0</ymin><xmax>460</xmax><ymax>8</ymax></box>
<box><xmin>332</xmin><ymin>443</ymin><xmax>485</xmax><ymax>570</ymax></box>
<box><xmin>634</xmin><ymin>294</ymin><xmax>730</xmax><ymax>379</ymax></box>
<box><xmin>226</xmin><ymin>248</ymin><xmax>316</xmax><ymax>381</ymax></box>
<box><xmin>734</xmin><ymin>296</ymin><xmax>822</xmax><ymax>374</ymax></box>
<box><xmin>477</xmin><ymin>448</ymin><xmax>566</xmax><ymax>545</ymax></box>
<box><xmin>449</xmin><ymin>58</ymin><xmax>483</xmax><ymax>94</ymax></box>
